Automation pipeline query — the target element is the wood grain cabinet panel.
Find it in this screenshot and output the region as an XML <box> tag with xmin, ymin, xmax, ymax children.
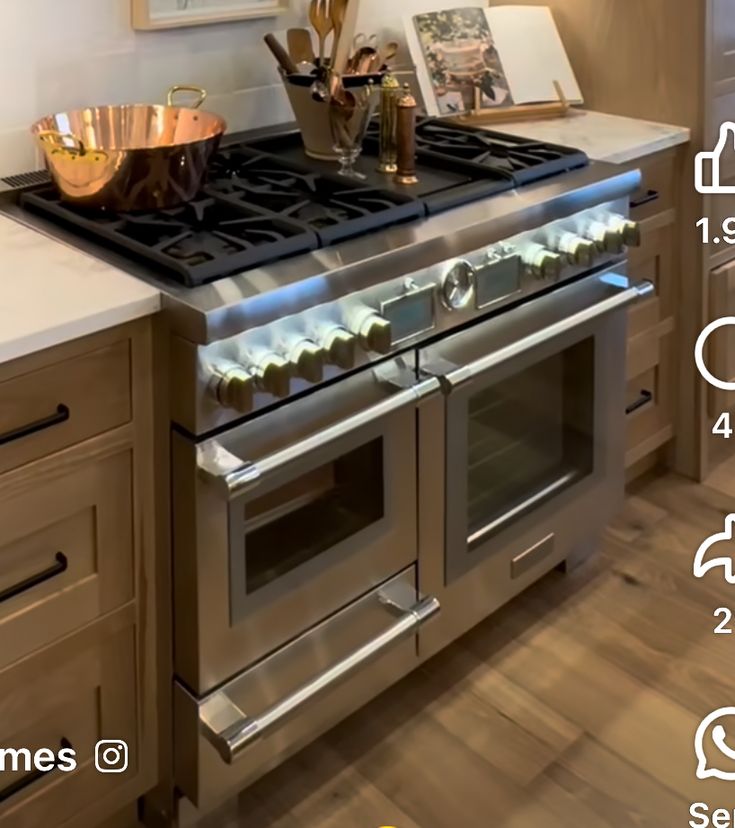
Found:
<box><xmin>0</xmin><ymin>610</ymin><xmax>138</xmax><ymax>828</ymax></box>
<box><xmin>625</xmin><ymin>333</ymin><xmax>675</xmax><ymax>468</ymax></box>
<box><xmin>627</xmin><ymin>217</ymin><xmax>675</xmax><ymax>338</ymax></box>
<box><xmin>629</xmin><ymin>152</ymin><xmax>677</xmax><ymax>223</ymax></box>
<box><xmin>712</xmin><ymin>0</ymin><xmax>735</xmax><ymax>89</ymax></box>
<box><xmin>0</xmin><ymin>340</ymin><xmax>131</xmax><ymax>476</ymax></box>
<box><xmin>707</xmin><ymin>259</ymin><xmax>735</xmax><ymax>416</ymax></box>
<box><xmin>0</xmin><ymin>448</ymin><xmax>133</xmax><ymax>671</ymax></box>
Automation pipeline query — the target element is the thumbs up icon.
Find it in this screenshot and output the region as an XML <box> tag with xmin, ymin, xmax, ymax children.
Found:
<box><xmin>695</xmin><ymin>123</ymin><xmax>735</xmax><ymax>193</ymax></box>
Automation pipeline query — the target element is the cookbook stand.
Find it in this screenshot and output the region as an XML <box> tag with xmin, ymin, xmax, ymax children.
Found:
<box><xmin>448</xmin><ymin>80</ymin><xmax>571</xmax><ymax>126</ymax></box>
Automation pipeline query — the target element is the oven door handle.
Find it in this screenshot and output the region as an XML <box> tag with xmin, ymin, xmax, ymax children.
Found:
<box><xmin>197</xmin><ymin>376</ymin><xmax>441</xmax><ymax>500</ymax></box>
<box><xmin>200</xmin><ymin>581</ymin><xmax>440</xmax><ymax>763</ymax></box>
<box><xmin>437</xmin><ymin>275</ymin><xmax>654</xmax><ymax>389</ymax></box>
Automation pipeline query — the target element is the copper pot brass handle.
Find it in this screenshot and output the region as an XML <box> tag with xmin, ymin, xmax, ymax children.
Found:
<box><xmin>166</xmin><ymin>85</ymin><xmax>208</xmax><ymax>109</ymax></box>
<box><xmin>35</xmin><ymin>130</ymin><xmax>87</xmax><ymax>155</ymax></box>
<box><xmin>35</xmin><ymin>130</ymin><xmax>109</xmax><ymax>161</ymax></box>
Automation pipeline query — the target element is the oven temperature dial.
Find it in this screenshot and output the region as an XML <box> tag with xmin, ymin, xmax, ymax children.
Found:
<box><xmin>552</xmin><ymin>232</ymin><xmax>597</xmax><ymax>267</ymax></box>
<box><xmin>585</xmin><ymin>220</ymin><xmax>624</xmax><ymax>254</ymax></box>
<box><xmin>322</xmin><ymin>327</ymin><xmax>357</xmax><ymax>369</ymax></box>
<box><xmin>442</xmin><ymin>260</ymin><xmax>475</xmax><ymax>309</ymax></box>
<box><xmin>607</xmin><ymin>214</ymin><xmax>641</xmax><ymax>247</ymax></box>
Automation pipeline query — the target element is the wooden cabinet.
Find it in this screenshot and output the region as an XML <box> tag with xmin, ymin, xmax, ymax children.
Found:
<box><xmin>711</xmin><ymin>0</ymin><xmax>735</xmax><ymax>89</ymax></box>
<box><xmin>0</xmin><ymin>321</ymin><xmax>158</xmax><ymax>827</ymax></box>
<box><xmin>707</xmin><ymin>260</ymin><xmax>735</xmax><ymax>416</ymax></box>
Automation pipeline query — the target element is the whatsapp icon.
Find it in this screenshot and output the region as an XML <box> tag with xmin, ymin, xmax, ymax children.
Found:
<box><xmin>695</xmin><ymin>707</ymin><xmax>735</xmax><ymax>781</ymax></box>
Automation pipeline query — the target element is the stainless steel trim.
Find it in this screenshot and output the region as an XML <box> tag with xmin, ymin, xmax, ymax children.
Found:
<box><xmin>201</xmin><ymin>585</ymin><xmax>441</xmax><ymax>763</ymax></box>
<box><xmin>510</xmin><ymin>533</ymin><xmax>555</xmax><ymax>580</ymax></box>
<box><xmin>197</xmin><ymin>376</ymin><xmax>441</xmax><ymax>499</ymax></box>
<box><xmin>439</xmin><ymin>275</ymin><xmax>653</xmax><ymax>389</ymax></box>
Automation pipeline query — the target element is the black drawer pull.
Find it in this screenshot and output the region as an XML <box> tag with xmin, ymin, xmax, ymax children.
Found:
<box><xmin>0</xmin><ymin>404</ymin><xmax>69</xmax><ymax>447</ymax></box>
<box><xmin>626</xmin><ymin>389</ymin><xmax>654</xmax><ymax>415</ymax></box>
<box><xmin>0</xmin><ymin>552</ymin><xmax>68</xmax><ymax>605</ymax></box>
<box><xmin>630</xmin><ymin>189</ymin><xmax>660</xmax><ymax>209</ymax></box>
<box><xmin>0</xmin><ymin>738</ymin><xmax>72</xmax><ymax>804</ymax></box>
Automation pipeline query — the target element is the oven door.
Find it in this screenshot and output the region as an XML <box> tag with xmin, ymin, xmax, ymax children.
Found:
<box><xmin>173</xmin><ymin>359</ymin><xmax>440</xmax><ymax>694</ymax></box>
<box><xmin>419</xmin><ymin>270</ymin><xmax>653</xmax><ymax>592</ymax></box>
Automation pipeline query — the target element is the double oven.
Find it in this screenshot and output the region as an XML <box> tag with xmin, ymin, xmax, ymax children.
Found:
<box><xmin>171</xmin><ymin>197</ymin><xmax>651</xmax><ymax>808</ymax></box>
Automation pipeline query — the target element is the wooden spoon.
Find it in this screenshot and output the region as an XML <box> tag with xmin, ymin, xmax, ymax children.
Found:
<box><xmin>379</xmin><ymin>40</ymin><xmax>399</xmax><ymax>66</ymax></box>
<box><xmin>308</xmin><ymin>0</ymin><xmax>333</xmax><ymax>70</ymax></box>
<box><xmin>287</xmin><ymin>28</ymin><xmax>316</xmax><ymax>66</ymax></box>
<box><xmin>330</xmin><ymin>0</ymin><xmax>347</xmax><ymax>67</ymax></box>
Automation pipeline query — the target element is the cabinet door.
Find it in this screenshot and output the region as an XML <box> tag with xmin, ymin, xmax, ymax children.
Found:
<box><xmin>712</xmin><ymin>0</ymin><xmax>735</xmax><ymax>88</ymax></box>
<box><xmin>708</xmin><ymin>259</ymin><xmax>735</xmax><ymax>416</ymax></box>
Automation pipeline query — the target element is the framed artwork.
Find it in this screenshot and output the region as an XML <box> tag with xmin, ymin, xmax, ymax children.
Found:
<box><xmin>132</xmin><ymin>0</ymin><xmax>288</xmax><ymax>30</ymax></box>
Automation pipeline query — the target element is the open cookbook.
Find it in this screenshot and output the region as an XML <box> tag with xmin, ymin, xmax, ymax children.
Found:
<box><xmin>405</xmin><ymin>5</ymin><xmax>583</xmax><ymax>117</ymax></box>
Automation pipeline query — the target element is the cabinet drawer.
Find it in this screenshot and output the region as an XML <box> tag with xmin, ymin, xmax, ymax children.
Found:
<box><xmin>0</xmin><ymin>449</ymin><xmax>133</xmax><ymax>670</ymax></box>
<box><xmin>0</xmin><ymin>341</ymin><xmax>131</xmax><ymax>475</ymax></box>
<box><xmin>627</xmin><ymin>216</ymin><xmax>675</xmax><ymax>338</ymax></box>
<box><xmin>629</xmin><ymin>152</ymin><xmax>676</xmax><ymax>222</ymax></box>
<box><xmin>0</xmin><ymin>611</ymin><xmax>138</xmax><ymax>828</ymax></box>
<box><xmin>625</xmin><ymin>335</ymin><xmax>674</xmax><ymax>468</ymax></box>
<box><xmin>174</xmin><ymin>566</ymin><xmax>433</xmax><ymax>810</ymax></box>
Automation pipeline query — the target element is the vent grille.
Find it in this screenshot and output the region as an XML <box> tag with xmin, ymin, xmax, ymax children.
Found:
<box><xmin>0</xmin><ymin>170</ymin><xmax>50</xmax><ymax>191</ymax></box>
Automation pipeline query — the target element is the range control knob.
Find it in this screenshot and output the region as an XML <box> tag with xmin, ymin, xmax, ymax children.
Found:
<box><xmin>288</xmin><ymin>339</ymin><xmax>324</xmax><ymax>384</ymax></box>
<box><xmin>442</xmin><ymin>259</ymin><xmax>476</xmax><ymax>309</ymax></box>
<box><xmin>358</xmin><ymin>315</ymin><xmax>392</xmax><ymax>354</ymax></box>
<box><xmin>553</xmin><ymin>232</ymin><xmax>597</xmax><ymax>268</ymax></box>
<box><xmin>608</xmin><ymin>215</ymin><xmax>641</xmax><ymax>247</ymax></box>
<box><xmin>523</xmin><ymin>243</ymin><xmax>564</xmax><ymax>280</ymax></box>
<box><xmin>211</xmin><ymin>362</ymin><xmax>255</xmax><ymax>413</ymax></box>
<box><xmin>254</xmin><ymin>353</ymin><xmax>291</xmax><ymax>398</ymax></box>
<box><xmin>322</xmin><ymin>327</ymin><xmax>357</xmax><ymax>370</ymax></box>
<box><xmin>586</xmin><ymin>220</ymin><xmax>624</xmax><ymax>254</ymax></box>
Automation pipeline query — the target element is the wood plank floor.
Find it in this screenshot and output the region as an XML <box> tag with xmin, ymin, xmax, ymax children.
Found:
<box><xmin>198</xmin><ymin>466</ymin><xmax>735</xmax><ymax>828</ymax></box>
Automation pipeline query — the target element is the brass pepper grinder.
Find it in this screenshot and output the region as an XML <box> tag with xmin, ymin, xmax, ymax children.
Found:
<box><xmin>378</xmin><ymin>73</ymin><xmax>400</xmax><ymax>173</ymax></box>
<box><xmin>395</xmin><ymin>83</ymin><xmax>419</xmax><ymax>186</ymax></box>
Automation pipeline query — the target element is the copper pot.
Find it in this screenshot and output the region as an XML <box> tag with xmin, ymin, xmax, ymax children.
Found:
<box><xmin>30</xmin><ymin>86</ymin><xmax>227</xmax><ymax>212</ymax></box>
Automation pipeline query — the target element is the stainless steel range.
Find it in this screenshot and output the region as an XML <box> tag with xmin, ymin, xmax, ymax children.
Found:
<box><xmin>3</xmin><ymin>120</ymin><xmax>651</xmax><ymax>813</ymax></box>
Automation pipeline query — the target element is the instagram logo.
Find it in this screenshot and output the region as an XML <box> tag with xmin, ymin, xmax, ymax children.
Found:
<box><xmin>94</xmin><ymin>740</ymin><xmax>128</xmax><ymax>774</ymax></box>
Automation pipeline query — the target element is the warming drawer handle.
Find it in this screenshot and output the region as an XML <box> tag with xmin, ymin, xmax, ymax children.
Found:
<box><xmin>200</xmin><ymin>585</ymin><xmax>441</xmax><ymax>763</ymax></box>
<box><xmin>196</xmin><ymin>376</ymin><xmax>441</xmax><ymax>500</ymax></box>
<box><xmin>439</xmin><ymin>276</ymin><xmax>654</xmax><ymax>389</ymax></box>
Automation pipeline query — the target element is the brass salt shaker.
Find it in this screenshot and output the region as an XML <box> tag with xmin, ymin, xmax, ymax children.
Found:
<box><xmin>395</xmin><ymin>83</ymin><xmax>419</xmax><ymax>186</ymax></box>
<box><xmin>378</xmin><ymin>73</ymin><xmax>400</xmax><ymax>174</ymax></box>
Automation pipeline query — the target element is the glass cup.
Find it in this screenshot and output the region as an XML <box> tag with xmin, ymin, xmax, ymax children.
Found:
<box><xmin>328</xmin><ymin>82</ymin><xmax>377</xmax><ymax>180</ymax></box>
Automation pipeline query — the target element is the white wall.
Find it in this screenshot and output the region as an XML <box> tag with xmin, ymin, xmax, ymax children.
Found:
<box><xmin>0</xmin><ymin>0</ymin><xmax>468</xmax><ymax>177</ymax></box>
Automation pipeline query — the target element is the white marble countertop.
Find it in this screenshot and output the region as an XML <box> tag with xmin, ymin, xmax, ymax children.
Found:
<box><xmin>490</xmin><ymin>109</ymin><xmax>690</xmax><ymax>164</ymax></box>
<box><xmin>0</xmin><ymin>214</ymin><xmax>160</xmax><ymax>365</ymax></box>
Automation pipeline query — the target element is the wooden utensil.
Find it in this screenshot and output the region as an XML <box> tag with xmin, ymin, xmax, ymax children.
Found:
<box><xmin>330</xmin><ymin>0</ymin><xmax>348</xmax><ymax>66</ymax></box>
<box><xmin>308</xmin><ymin>0</ymin><xmax>334</xmax><ymax>70</ymax></box>
<box><xmin>287</xmin><ymin>28</ymin><xmax>316</xmax><ymax>65</ymax></box>
<box><xmin>332</xmin><ymin>0</ymin><xmax>360</xmax><ymax>78</ymax></box>
<box><xmin>379</xmin><ymin>40</ymin><xmax>399</xmax><ymax>66</ymax></box>
<box><xmin>264</xmin><ymin>33</ymin><xmax>298</xmax><ymax>75</ymax></box>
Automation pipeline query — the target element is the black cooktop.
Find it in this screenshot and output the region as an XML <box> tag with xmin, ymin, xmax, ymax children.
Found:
<box><xmin>21</xmin><ymin>118</ymin><xmax>588</xmax><ymax>288</ymax></box>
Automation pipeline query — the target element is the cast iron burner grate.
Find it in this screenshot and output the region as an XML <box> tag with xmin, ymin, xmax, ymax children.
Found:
<box><xmin>21</xmin><ymin>189</ymin><xmax>319</xmax><ymax>286</ymax></box>
<box><xmin>207</xmin><ymin>149</ymin><xmax>423</xmax><ymax>244</ymax></box>
<box><xmin>20</xmin><ymin>118</ymin><xmax>588</xmax><ymax>287</ymax></box>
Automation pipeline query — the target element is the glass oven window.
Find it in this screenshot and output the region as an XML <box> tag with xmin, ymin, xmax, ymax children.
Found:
<box><xmin>242</xmin><ymin>439</ymin><xmax>384</xmax><ymax>593</ymax></box>
<box><xmin>467</xmin><ymin>338</ymin><xmax>594</xmax><ymax>548</ymax></box>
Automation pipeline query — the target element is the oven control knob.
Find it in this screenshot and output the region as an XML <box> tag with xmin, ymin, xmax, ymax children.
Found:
<box><xmin>358</xmin><ymin>315</ymin><xmax>392</xmax><ymax>354</ymax></box>
<box><xmin>608</xmin><ymin>215</ymin><xmax>641</xmax><ymax>247</ymax></box>
<box><xmin>442</xmin><ymin>260</ymin><xmax>475</xmax><ymax>309</ymax></box>
<box><xmin>322</xmin><ymin>327</ymin><xmax>357</xmax><ymax>370</ymax></box>
<box><xmin>211</xmin><ymin>363</ymin><xmax>255</xmax><ymax>413</ymax></box>
<box><xmin>289</xmin><ymin>339</ymin><xmax>324</xmax><ymax>384</ymax></box>
<box><xmin>254</xmin><ymin>354</ymin><xmax>291</xmax><ymax>398</ymax></box>
<box><xmin>586</xmin><ymin>221</ymin><xmax>624</xmax><ymax>254</ymax></box>
<box><xmin>522</xmin><ymin>243</ymin><xmax>563</xmax><ymax>281</ymax></box>
<box><xmin>554</xmin><ymin>232</ymin><xmax>597</xmax><ymax>268</ymax></box>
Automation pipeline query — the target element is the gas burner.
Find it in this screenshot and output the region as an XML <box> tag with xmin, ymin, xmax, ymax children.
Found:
<box><xmin>19</xmin><ymin>119</ymin><xmax>589</xmax><ymax>287</ymax></box>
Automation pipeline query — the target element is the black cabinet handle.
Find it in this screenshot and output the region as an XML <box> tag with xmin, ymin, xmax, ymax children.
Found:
<box><xmin>626</xmin><ymin>389</ymin><xmax>654</xmax><ymax>415</ymax></box>
<box><xmin>0</xmin><ymin>404</ymin><xmax>69</xmax><ymax>447</ymax></box>
<box><xmin>630</xmin><ymin>189</ymin><xmax>660</xmax><ymax>209</ymax></box>
<box><xmin>0</xmin><ymin>552</ymin><xmax>68</xmax><ymax>605</ymax></box>
<box><xmin>0</xmin><ymin>738</ymin><xmax>72</xmax><ymax>804</ymax></box>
